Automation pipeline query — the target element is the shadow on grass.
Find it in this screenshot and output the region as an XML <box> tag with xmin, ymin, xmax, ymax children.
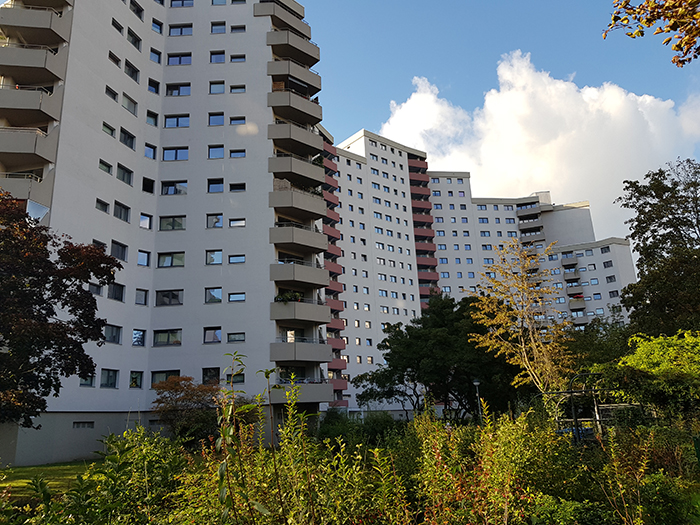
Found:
<box><xmin>1</xmin><ymin>460</ymin><xmax>100</xmax><ymax>499</ymax></box>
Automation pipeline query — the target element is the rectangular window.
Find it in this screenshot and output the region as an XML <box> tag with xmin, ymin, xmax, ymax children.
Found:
<box><xmin>159</xmin><ymin>215</ymin><xmax>186</xmax><ymax>230</ymax></box>
<box><xmin>207</xmin><ymin>178</ymin><xmax>224</xmax><ymax>193</ymax></box>
<box><xmin>152</xmin><ymin>19</ymin><xmax>163</xmax><ymax>33</ymax></box>
<box><xmin>229</xmin><ymin>254</ymin><xmax>245</xmax><ymax>264</ymax></box>
<box><xmin>202</xmin><ymin>368</ymin><xmax>220</xmax><ymax>385</ymax></box>
<box><xmin>130</xmin><ymin>371</ymin><xmax>144</xmax><ymax>389</ymax></box>
<box><xmin>108</xmin><ymin>52</ymin><xmax>121</xmax><ymax>68</ymax></box>
<box><xmin>132</xmin><ymin>329</ymin><xmax>146</xmax><ymax>346</ymax></box>
<box><xmin>129</xmin><ymin>0</ymin><xmax>144</xmax><ymax>18</ymax></box>
<box><xmin>205</xmin><ymin>287</ymin><xmax>222</xmax><ymax>303</ymax></box>
<box><xmin>206</xmin><ymin>250</ymin><xmax>222</xmax><ymax>265</ymax></box>
<box><xmin>229</xmin><ymin>183</ymin><xmax>246</xmax><ymax>192</ymax></box>
<box><xmin>158</xmin><ymin>252</ymin><xmax>185</xmax><ymax>267</ymax></box>
<box><xmin>163</xmin><ymin>147</ymin><xmax>188</xmax><ymax>161</ymax></box>
<box><xmin>229</xmin><ymin>218</ymin><xmax>245</xmax><ymax>227</ymax></box>
<box><xmin>229</xmin><ymin>149</ymin><xmax>246</xmax><ymax>158</ymax></box>
<box><xmin>151</xmin><ymin>370</ymin><xmax>180</xmax><ymax>387</ymax></box>
<box><xmin>167</xmin><ymin>53</ymin><xmax>191</xmax><ymax>65</ymax></box>
<box><xmin>106</xmin><ymin>86</ymin><xmax>118</xmax><ymax>101</ymax></box>
<box><xmin>127</xmin><ymin>29</ymin><xmax>142</xmax><ymax>51</ymax></box>
<box><xmin>145</xmin><ymin>143</ymin><xmax>156</xmax><ymax>159</ymax></box>
<box><xmin>135</xmin><ymin>288</ymin><xmax>148</xmax><ymax>304</ymax></box>
<box><xmin>230</xmin><ymin>84</ymin><xmax>245</xmax><ymax>93</ymax></box>
<box><xmin>208</xmin><ymin>145</ymin><xmax>224</xmax><ymax>159</ymax></box>
<box><xmin>169</xmin><ymin>23</ymin><xmax>193</xmax><ymax>35</ymax></box>
<box><xmin>230</xmin><ymin>54</ymin><xmax>245</xmax><ymax>62</ymax></box>
<box><xmin>140</xmin><ymin>213</ymin><xmax>152</xmax><ymax>229</ymax></box>
<box><xmin>207</xmin><ymin>213</ymin><xmax>223</xmax><ymax>228</ymax></box>
<box><xmin>153</xmin><ymin>329</ymin><xmax>182</xmax><ymax>346</ymax></box>
<box><xmin>113</xmin><ymin>202</ymin><xmax>130</xmax><ymax>223</ymax></box>
<box><xmin>111</xmin><ymin>240</ymin><xmax>128</xmax><ymax>261</ymax></box>
<box><xmin>105</xmin><ymin>325</ymin><xmax>122</xmax><ymax>344</ymax></box>
<box><xmin>229</xmin><ymin>116</ymin><xmax>246</xmax><ymax>126</ymax></box>
<box><xmin>96</xmin><ymin>199</ymin><xmax>109</xmax><ymax>213</ymax></box>
<box><xmin>119</xmin><ymin>128</ymin><xmax>135</xmax><ymax>149</ymax></box>
<box><xmin>142</xmin><ymin>178</ymin><xmax>155</xmax><ymax>194</ymax></box>
<box><xmin>112</xmin><ymin>19</ymin><xmax>124</xmax><ymax>34</ymax></box>
<box><xmin>228</xmin><ymin>292</ymin><xmax>245</xmax><ymax>302</ymax></box>
<box><xmin>166</xmin><ymin>83</ymin><xmax>190</xmax><ymax>96</ymax></box>
<box><xmin>211</xmin><ymin>21</ymin><xmax>226</xmax><ymax>33</ymax></box>
<box><xmin>164</xmin><ymin>114</ymin><xmax>189</xmax><ymax>128</ymax></box>
<box><xmin>209</xmin><ymin>112</ymin><xmax>225</xmax><ymax>126</ymax></box>
<box><xmin>122</xmin><ymin>93</ymin><xmax>138</xmax><ymax>115</ymax></box>
<box><xmin>146</xmin><ymin>111</ymin><xmax>158</xmax><ymax>126</ymax></box>
<box><xmin>148</xmin><ymin>79</ymin><xmax>160</xmax><ymax>94</ymax></box>
<box><xmin>210</xmin><ymin>51</ymin><xmax>225</xmax><ymax>63</ymax></box>
<box><xmin>227</xmin><ymin>332</ymin><xmax>245</xmax><ymax>343</ymax></box>
<box><xmin>99</xmin><ymin>160</ymin><xmax>112</xmax><ymax>174</ymax></box>
<box><xmin>230</xmin><ymin>24</ymin><xmax>245</xmax><ymax>33</ymax></box>
<box><xmin>210</xmin><ymin>81</ymin><xmax>225</xmax><ymax>94</ymax></box>
<box><xmin>116</xmin><ymin>164</ymin><xmax>133</xmax><ymax>185</ymax></box>
<box><xmin>155</xmin><ymin>289</ymin><xmax>183</xmax><ymax>306</ymax></box>
<box><xmin>100</xmin><ymin>369</ymin><xmax>119</xmax><ymax>388</ymax></box>
<box><xmin>204</xmin><ymin>327</ymin><xmax>222</xmax><ymax>344</ymax></box>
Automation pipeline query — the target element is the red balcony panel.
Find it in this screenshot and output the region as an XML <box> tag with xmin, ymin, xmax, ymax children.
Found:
<box><xmin>323</xmin><ymin>190</ymin><xmax>339</xmax><ymax>206</ymax></box>
<box><xmin>408</xmin><ymin>159</ymin><xmax>428</xmax><ymax>170</ymax></box>
<box><xmin>329</xmin><ymin>399</ymin><xmax>349</xmax><ymax>407</ymax></box>
<box><xmin>410</xmin><ymin>186</ymin><xmax>431</xmax><ymax>197</ymax></box>
<box><xmin>416</xmin><ymin>257</ymin><xmax>438</xmax><ymax>267</ymax></box>
<box><xmin>413</xmin><ymin>227</ymin><xmax>435</xmax><ymax>238</ymax></box>
<box><xmin>412</xmin><ymin>213</ymin><xmax>434</xmax><ymax>225</ymax></box>
<box><xmin>327</xmin><ymin>298</ymin><xmax>344</xmax><ymax>312</ymax></box>
<box><xmin>421</xmin><ymin>302</ymin><xmax>430</xmax><ymax>309</ymax></box>
<box><xmin>410</xmin><ymin>172</ymin><xmax>429</xmax><ymax>183</ymax></box>
<box><xmin>326</xmin><ymin>243</ymin><xmax>342</xmax><ymax>257</ymax></box>
<box><xmin>324</xmin><ymin>174</ymin><xmax>339</xmax><ymax>190</ymax></box>
<box><xmin>415</xmin><ymin>242</ymin><xmax>437</xmax><ymax>253</ymax></box>
<box><xmin>323</xmin><ymin>224</ymin><xmax>341</xmax><ymax>240</ymax></box>
<box><xmin>419</xmin><ymin>286</ymin><xmax>441</xmax><ymax>297</ymax></box>
<box><xmin>323</xmin><ymin>142</ymin><xmax>337</xmax><ymax>156</ymax></box>
<box><xmin>418</xmin><ymin>271</ymin><xmax>440</xmax><ymax>282</ymax></box>
<box><xmin>327</xmin><ymin>317</ymin><xmax>345</xmax><ymax>330</ymax></box>
<box><xmin>327</xmin><ymin>337</ymin><xmax>346</xmax><ymax>351</ymax></box>
<box><xmin>323</xmin><ymin>157</ymin><xmax>337</xmax><ymax>172</ymax></box>
<box><xmin>326</xmin><ymin>280</ymin><xmax>343</xmax><ymax>293</ymax></box>
<box><xmin>330</xmin><ymin>378</ymin><xmax>348</xmax><ymax>391</ymax></box>
<box><xmin>328</xmin><ymin>357</ymin><xmax>347</xmax><ymax>370</ymax></box>
<box><xmin>411</xmin><ymin>200</ymin><xmax>432</xmax><ymax>211</ymax></box>
<box><xmin>325</xmin><ymin>208</ymin><xmax>340</xmax><ymax>223</ymax></box>
<box><xmin>326</xmin><ymin>260</ymin><xmax>343</xmax><ymax>275</ymax></box>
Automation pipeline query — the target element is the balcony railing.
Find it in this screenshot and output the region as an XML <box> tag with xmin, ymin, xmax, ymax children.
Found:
<box><xmin>260</xmin><ymin>0</ymin><xmax>308</xmax><ymax>24</ymax></box>
<box><xmin>0</xmin><ymin>2</ymin><xmax>62</xmax><ymax>16</ymax></box>
<box><xmin>0</xmin><ymin>171</ymin><xmax>43</xmax><ymax>182</ymax></box>
<box><xmin>275</xmin><ymin>336</ymin><xmax>326</xmax><ymax>344</ymax></box>
<box><xmin>0</xmin><ymin>84</ymin><xmax>53</xmax><ymax>94</ymax></box>
<box><xmin>274</xmin><ymin>221</ymin><xmax>322</xmax><ymax>234</ymax></box>
<box><xmin>271</xmin><ymin>85</ymin><xmax>319</xmax><ymax>104</ymax></box>
<box><xmin>270</xmin><ymin>26</ymin><xmax>317</xmax><ymax>46</ymax></box>
<box><xmin>274</xmin><ymin>150</ymin><xmax>316</xmax><ymax>165</ymax></box>
<box><xmin>274</xmin><ymin>117</ymin><xmax>319</xmax><ymax>134</ymax></box>
<box><xmin>272</xmin><ymin>56</ymin><xmax>319</xmax><ymax>74</ymax></box>
<box><xmin>274</xmin><ymin>295</ymin><xmax>326</xmax><ymax>306</ymax></box>
<box><xmin>275</xmin><ymin>258</ymin><xmax>325</xmax><ymax>269</ymax></box>
<box><xmin>0</xmin><ymin>42</ymin><xmax>59</xmax><ymax>54</ymax></box>
<box><xmin>277</xmin><ymin>377</ymin><xmax>328</xmax><ymax>385</ymax></box>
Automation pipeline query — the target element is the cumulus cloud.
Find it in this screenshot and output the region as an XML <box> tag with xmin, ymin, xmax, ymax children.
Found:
<box><xmin>379</xmin><ymin>51</ymin><xmax>700</xmax><ymax>240</ymax></box>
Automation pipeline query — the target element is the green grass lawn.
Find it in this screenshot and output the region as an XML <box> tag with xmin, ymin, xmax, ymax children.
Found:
<box><xmin>0</xmin><ymin>461</ymin><xmax>96</xmax><ymax>499</ymax></box>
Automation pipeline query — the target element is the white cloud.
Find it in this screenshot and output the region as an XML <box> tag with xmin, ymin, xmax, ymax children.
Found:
<box><xmin>379</xmin><ymin>51</ymin><xmax>700</xmax><ymax>240</ymax></box>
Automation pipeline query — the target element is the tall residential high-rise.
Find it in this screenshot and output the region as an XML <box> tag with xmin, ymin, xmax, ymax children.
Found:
<box><xmin>331</xmin><ymin>132</ymin><xmax>636</xmax><ymax>414</ymax></box>
<box><xmin>0</xmin><ymin>0</ymin><xmax>339</xmax><ymax>466</ymax></box>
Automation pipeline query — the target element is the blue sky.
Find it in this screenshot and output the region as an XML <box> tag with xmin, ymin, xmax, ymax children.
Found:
<box><xmin>302</xmin><ymin>0</ymin><xmax>700</xmax><ymax>239</ymax></box>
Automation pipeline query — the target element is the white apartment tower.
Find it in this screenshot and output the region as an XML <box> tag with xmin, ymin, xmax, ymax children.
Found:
<box><xmin>0</xmin><ymin>0</ymin><xmax>339</xmax><ymax>465</ymax></box>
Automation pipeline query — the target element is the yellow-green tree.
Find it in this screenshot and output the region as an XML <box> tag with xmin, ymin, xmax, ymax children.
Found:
<box><xmin>470</xmin><ymin>239</ymin><xmax>573</xmax><ymax>394</ymax></box>
<box><xmin>604</xmin><ymin>0</ymin><xmax>700</xmax><ymax>67</ymax></box>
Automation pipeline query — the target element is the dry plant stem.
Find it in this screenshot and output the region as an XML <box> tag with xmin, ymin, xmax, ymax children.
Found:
<box><xmin>266</xmin><ymin>374</ymin><xmax>286</xmax><ymax>519</ymax></box>
<box><xmin>300</xmin><ymin>426</ymin><xmax>318</xmax><ymax>524</ymax></box>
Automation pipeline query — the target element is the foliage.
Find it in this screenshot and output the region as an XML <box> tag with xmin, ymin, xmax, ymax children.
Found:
<box><xmin>353</xmin><ymin>294</ymin><xmax>522</xmax><ymax>419</ymax></box>
<box><xmin>0</xmin><ymin>192</ymin><xmax>122</xmax><ymax>427</ymax></box>
<box><xmin>616</xmin><ymin>159</ymin><xmax>700</xmax><ymax>335</ymax></box>
<box><xmin>567</xmin><ymin>318</ymin><xmax>633</xmax><ymax>371</ymax></box>
<box><xmin>151</xmin><ymin>375</ymin><xmax>221</xmax><ymax>444</ymax></box>
<box><xmin>471</xmin><ymin>239</ymin><xmax>573</xmax><ymax>393</ymax></box>
<box><xmin>316</xmin><ymin>408</ymin><xmax>407</xmax><ymax>448</ymax></box>
<box><xmin>604</xmin><ymin>0</ymin><xmax>700</xmax><ymax>67</ymax></box>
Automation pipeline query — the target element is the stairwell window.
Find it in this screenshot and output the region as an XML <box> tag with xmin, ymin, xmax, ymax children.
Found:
<box><xmin>153</xmin><ymin>330</ymin><xmax>182</xmax><ymax>346</ymax></box>
<box><xmin>158</xmin><ymin>252</ymin><xmax>185</xmax><ymax>268</ymax></box>
<box><xmin>163</xmin><ymin>147</ymin><xmax>188</xmax><ymax>161</ymax></box>
<box><xmin>168</xmin><ymin>53</ymin><xmax>191</xmax><ymax>65</ymax></box>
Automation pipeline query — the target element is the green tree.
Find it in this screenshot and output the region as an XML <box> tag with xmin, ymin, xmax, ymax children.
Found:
<box><xmin>352</xmin><ymin>295</ymin><xmax>522</xmax><ymax>419</ymax></box>
<box><xmin>616</xmin><ymin>159</ymin><xmax>700</xmax><ymax>335</ymax></box>
<box><xmin>604</xmin><ymin>0</ymin><xmax>700</xmax><ymax>67</ymax></box>
<box><xmin>0</xmin><ymin>192</ymin><xmax>121</xmax><ymax>427</ymax></box>
<box><xmin>567</xmin><ymin>317</ymin><xmax>633</xmax><ymax>371</ymax></box>
<box><xmin>471</xmin><ymin>239</ymin><xmax>573</xmax><ymax>394</ymax></box>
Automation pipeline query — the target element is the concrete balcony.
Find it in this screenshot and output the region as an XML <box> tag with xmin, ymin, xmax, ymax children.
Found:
<box><xmin>569</xmin><ymin>298</ymin><xmax>586</xmax><ymax>310</ymax></box>
<box><xmin>15</xmin><ymin>0</ymin><xmax>72</xmax><ymax>7</ymax></box>
<box><xmin>330</xmin><ymin>378</ymin><xmax>348</xmax><ymax>391</ymax></box>
<box><xmin>270</xmin><ymin>340</ymin><xmax>332</xmax><ymax>363</ymax></box>
<box><xmin>267</xmin><ymin>59</ymin><xmax>321</xmax><ymax>95</ymax></box>
<box><xmin>408</xmin><ymin>158</ymin><xmax>428</xmax><ymax>170</ymax></box>
<box><xmin>560</xmin><ymin>255</ymin><xmax>581</xmax><ymax>267</ymax></box>
<box><xmin>516</xmin><ymin>206</ymin><xmax>540</xmax><ymax>219</ymax></box>
<box><xmin>572</xmin><ymin>316</ymin><xmax>590</xmax><ymax>326</ymax></box>
<box><xmin>326</xmin><ymin>280</ymin><xmax>342</xmax><ymax>293</ymax></box>
<box><xmin>0</xmin><ymin>43</ymin><xmax>68</xmax><ymax>84</ymax></box>
<box><xmin>0</xmin><ymin>126</ymin><xmax>58</xmax><ymax>169</ymax></box>
<box><xmin>269</xmin><ymin>223</ymin><xmax>327</xmax><ymax>253</ymax></box>
<box><xmin>566</xmin><ymin>285</ymin><xmax>583</xmax><ymax>296</ymax></box>
<box><xmin>419</xmin><ymin>286</ymin><xmax>440</xmax><ymax>297</ymax></box>
<box><xmin>270</xmin><ymin>261</ymin><xmax>329</xmax><ymax>287</ymax></box>
<box><xmin>269</xmin><ymin>381</ymin><xmax>333</xmax><ymax>404</ymax></box>
<box><xmin>0</xmin><ymin>84</ymin><xmax>62</xmax><ymax>126</ymax></box>
<box><xmin>520</xmin><ymin>230</ymin><xmax>546</xmax><ymax>243</ymax></box>
<box><xmin>323</xmin><ymin>223</ymin><xmax>341</xmax><ymax>240</ymax></box>
<box><xmin>327</xmin><ymin>357</ymin><xmax>347</xmax><ymax>371</ymax></box>
<box><xmin>269</xmin><ymin>188</ymin><xmax>326</xmax><ymax>220</ymax></box>
<box><xmin>325</xmin><ymin>243</ymin><xmax>341</xmax><ymax>257</ymax></box>
<box><xmin>0</xmin><ymin>5</ymin><xmax>72</xmax><ymax>45</ymax></box>
<box><xmin>268</xmin><ymin>90</ymin><xmax>322</xmax><ymax>125</ymax></box>
<box><xmin>327</xmin><ymin>338</ymin><xmax>346</xmax><ymax>351</ymax></box>
<box><xmin>268</xmin><ymin>121</ymin><xmax>323</xmax><ymax>157</ymax></box>
<box><xmin>270</xmin><ymin>300</ymin><xmax>330</xmax><ymax>324</ymax></box>
<box><xmin>417</xmin><ymin>271</ymin><xmax>440</xmax><ymax>282</ymax></box>
<box><xmin>412</xmin><ymin>213</ymin><xmax>433</xmax><ymax>225</ymax></box>
<box><xmin>267</xmin><ymin>29</ymin><xmax>319</xmax><ymax>67</ymax></box>
<box><xmin>254</xmin><ymin>1</ymin><xmax>311</xmax><ymax>40</ymax></box>
<box><xmin>410</xmin><ymin>185</ymin><xmax>431</xmax><ymax>197</ymax></box>
<box><xmin>413</xmin><ymin>227</ymin><xmax>435</xmax><ymax>238</ymax></box>
<box><xmin>325</xmin><ymin>260</ymin><xmax>342</xmax><ymax>275</ymax></box>
<box><xmin>518</xmin><ymin>217</ymin><xmax>543</xmax><ymax>230</ymax></box>
<box><xmin>323</xmin><ymin>156</ymin><xmax>336</xmax><ymax>172</ymax></box>
<box><xmin>411</xmin><ymin>199</ymin><xmax>432</xmax><ymax>211</ymax></box>
<box><xmin>563</xmin><ymin>270</ymin><xmax>580</xmax><ymax>281</ymax></box>
<box><xmin>323</xmin><ymin>174</ymin><xmax>338</xmax><ymax>190</ymax></box>
<box><xmin>409</xmin><ymin>172</ymin><xmax>429</xmax><ymax>183</ymax></box>
<box><xmin>326</xmin><ymin>298</ymin><xmax>344</xmax><ymax>312</ymax></box>
<box><xmin>327</xmin><ymin>317</ymin><xmax>344</xmax><ymax>331</ymax></box>
<box><xmin>416</xmin><ymin>256</ymin><xmax>438</xmax><ymax>267</ymax></box>
<box><xmin>323</xmin><ymin>189</ymin><xmax>339</xmax><ymax>206</ymax></box>
<box><xmin>324</xmin><ymin>208</ymin><xmax>340</xmax><ymax>223</ymax></box>
<box><xmin>269</xmin><ymin>154</ymin><xmax>325</xmax><ymax>187</ymax></box>
<box><xmin>415</xmin><ymin>242</ymin><xmax>437</xmax><ymax>253</ymax></box>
